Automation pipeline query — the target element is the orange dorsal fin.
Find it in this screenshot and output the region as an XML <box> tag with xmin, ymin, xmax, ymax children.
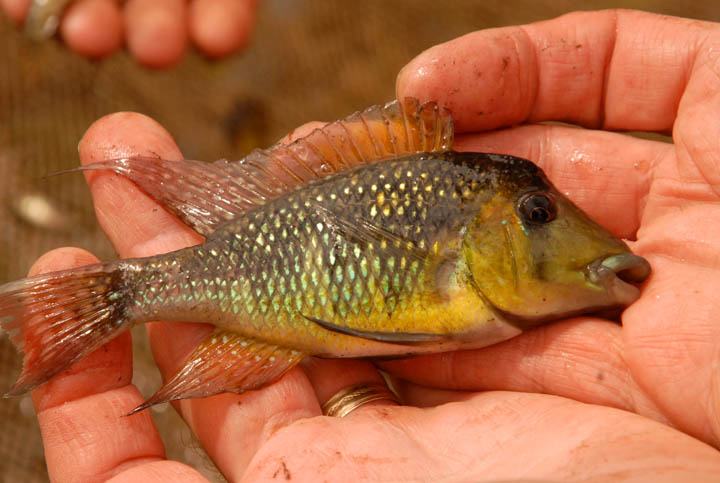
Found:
<box><xmin>129</xmin><ymin>329</ymin><xmax>306</xmax><ymax>413</ymax></box>
<box><xmin>79</xmin><ymin>98</ymin><xmax>454</xmax><ymax>236</ymax></box>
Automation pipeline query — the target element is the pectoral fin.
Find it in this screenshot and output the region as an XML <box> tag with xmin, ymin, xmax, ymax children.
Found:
<box><xmin>303</xmin><ymin>314</ymin><xmax>446</xmax><ymax>344</ymax></box>
<box><xmin>129</xmin><ymin>329</ymin><xmax>305</xmax><ymax>414</ymax></box>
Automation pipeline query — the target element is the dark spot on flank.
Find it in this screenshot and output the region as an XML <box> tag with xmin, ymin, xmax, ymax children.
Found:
<box><xmin>596</xmin><ymin>370</ymin><xmax>605</xmax><ymax>381</ymax></box>
<box><xmin>576</xmin><ymin>44</ymin><xmax>582</xmax><ymax>48</ymax></box>
<box><xmin>502</xmin><ymin>57</ymin><xmax>509</xmax><ymax>69</ymax></box>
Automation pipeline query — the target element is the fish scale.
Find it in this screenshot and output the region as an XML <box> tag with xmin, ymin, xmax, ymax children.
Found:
<box><xmin>116</xmin><ymin>155</ymin><xmax>486</xmax><ymax>355</ymax></box>
<box><xmin>0</xmin><ymin>99</ymin><xmax>650</xmax><ymax>412</ymax></box>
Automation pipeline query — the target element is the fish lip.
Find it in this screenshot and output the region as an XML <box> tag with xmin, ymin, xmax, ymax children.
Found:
<box><xmin>586</xmin><ymin>254</ymin><xmax>651</xmax><ymax>306</ymax></box>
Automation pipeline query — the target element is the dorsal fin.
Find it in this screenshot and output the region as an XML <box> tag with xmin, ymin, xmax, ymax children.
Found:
<box><xmin>80</xmin><ymin>98</ymin><xmax>454</xmax><ymax>236</ymax></box>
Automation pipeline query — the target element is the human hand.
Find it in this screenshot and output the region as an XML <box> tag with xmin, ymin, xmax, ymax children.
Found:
<box><xmin>29</xmin><ymin>10</ymin><xmax>720</xmax><ymax>478</ymax></box>
<box><xmin>0</xmin><ymin>0</ymin><xmax>257</xmax><ymax>68</ymax></box>
<box><xmin>380</xmin><ymin>8</ymin><xmax>720</xmax><ymax>449</ymax></box>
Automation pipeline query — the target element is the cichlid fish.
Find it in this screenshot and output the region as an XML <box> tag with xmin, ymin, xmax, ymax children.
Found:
<box><xmin>0</xmin><ymin>98</ymin><xmax>650</xmax><ymax>412</ymax></box>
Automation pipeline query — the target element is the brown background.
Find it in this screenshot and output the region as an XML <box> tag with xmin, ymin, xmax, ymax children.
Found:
<box><xmin>1</xmin><ymin>1</ymin><xmax>718</xmax><ymax>481</ymax></box>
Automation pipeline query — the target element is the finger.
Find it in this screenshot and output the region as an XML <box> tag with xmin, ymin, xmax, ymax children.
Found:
<box><xmin>378</xmin><ymin>318</ymin><xmax>667</xmax><ymax>423</ymax></box>
<box><xmin>59</xmin><ymin>0</ymin><xmax>123</xmax><ymax>58</ymax></box>
<box><xmin>389</xmin><ymin>377</ymin><xmax>473</xmax><ymax>408</ymax></box>
<box><xmin>124</xmin><ymin>0</ymin><xmax>188</xmax><ymax>68</ymax></box>
<box><xmin>78</xmin><ymin>112</ymin><xmax>321</xmax><ymax>481</ymax></box>
<box><xmin>397</xmin><ymin>10</ymin><xmax>713</xmax><ymax>133</ymax></box>
<box><xmin>302</xmin><ymin>358</ymin><xmax>397</xmax><ymax>416</ymax></box>
<box><xmin>26</xmin><ymin>248</ymin><xmax>180</xmax><ymax>482</ymax></box>
<box><xmin>455</xmin><ymin>124</ymin><xmax>671</xmax><ymax>239</ymax></box>
<box><xmin>0</xmin><ymin>0</ymin><xmax>30</xmax><ymax>23</ymax></box>
<box><xmin>662</xmin><ymin>32</ymin><xmax>720</xmax><ymax>211</ymax></box>
<box><xmin>279</xmin><ymin>121</ymin><xmax>326</xmax><ymax>144</ymax></box>
<box><xmin>189</xmin><ymin>0</ymin><xmax>256</xmax><ymax>58</ymax></box>
<box><xmin>79</xmin><ymin>112</ymin><xmax>201</xmax><ymax>258</ymax></box>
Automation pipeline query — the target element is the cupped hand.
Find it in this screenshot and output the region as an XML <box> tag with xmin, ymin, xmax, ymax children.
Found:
<box><xmin>26</xmin><ymin>9</ymin><xmax>720</xmax><ymax>482</ymax></box>
<box><xmin>383</xmin><ymin>8</ymin><xmax>720</xmax><ymax>449</ymax></box>
<box><xmin>0</xmin><ymin>0</ymin><xmax>257</xmax><ymax>68</ymax></box>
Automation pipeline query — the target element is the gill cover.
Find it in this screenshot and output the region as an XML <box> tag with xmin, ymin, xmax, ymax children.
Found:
<box><xmin>461</xmin><ymin>154</ymin><xmax>636</xmax><ymax>327</ymax></box>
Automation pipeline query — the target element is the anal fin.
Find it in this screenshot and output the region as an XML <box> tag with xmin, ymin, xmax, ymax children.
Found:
<box><xmin>130</xmin><ymin>329</ymin><xmax>305</xmax><ymax>414</ymax></box>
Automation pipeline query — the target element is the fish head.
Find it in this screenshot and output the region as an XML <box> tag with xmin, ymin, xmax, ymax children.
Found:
<box><xmin>461</xmin><ymin>154</ymin><xmax>650</xmax><ymax>328</ymax></box>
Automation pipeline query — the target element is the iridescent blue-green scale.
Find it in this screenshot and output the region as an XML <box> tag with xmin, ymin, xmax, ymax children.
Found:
<box><xmin>128</xmin><ymin>155</ymin><xmax>494</xmax><ymax>346</ymax></box>
<box><xmin>191</xmin><ymin>157</ymin><xmax>486</xmax><ymax>334</ymax></box>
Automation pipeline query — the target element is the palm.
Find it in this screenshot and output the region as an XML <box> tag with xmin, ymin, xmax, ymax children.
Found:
<box><xmin>384</xmin><ymin>8</ymin><xmax>720</xmax><ymax>449</ymax></box>
<box><xmin>27</xmin><ymin>9</ymin><xmax>720</xmax><ymax>482</ymax></box>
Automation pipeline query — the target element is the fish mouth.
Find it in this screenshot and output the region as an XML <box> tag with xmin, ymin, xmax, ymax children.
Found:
<box><xmin>587</xmin><ymin>253</ymin><xmax>651</xmax><ymax>306</ymax></box>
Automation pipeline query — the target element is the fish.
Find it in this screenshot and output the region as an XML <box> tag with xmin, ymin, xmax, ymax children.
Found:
<box><xmin>0</xmin><ymin>98</ymin><xmax>650</xmax><ymax>412</ymax></box>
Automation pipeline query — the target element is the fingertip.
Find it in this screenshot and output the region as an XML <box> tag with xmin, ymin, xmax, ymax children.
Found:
<box><xmin>28</xmin><ymin>247</ymin><xmax>99</xmax><ymax>276</ymax></box>
<box><xmin>77</xmin><ymin>111</ymin><xmax>199</xmax><ymax>259</ymax></box>
<box><xmin>78</xmin><ymin>110</ymin><xmax>178</xmax><ymax>191</ymax></box>
<box><xmin>60</xmin><ymin>0</ymin><xmax>123</xmax><ymax>59</ymax></box>
<box><xmin>189</xmin><ymin>0</ymin><xmax>255</xmax><ymax>58</ymax></box>
<box><xmin>279</xmin><ymin>121</ymin><xmax>326</xmax><ymax>144</ymax></box>
<box><xmin>125</xmin><ymin>0</ymin><xmax>188</xmax><ymax>69</ymax></box>
<box><xmin>395</xmin><ymin>50</ymin><xmax>436</xmax><ymax>103</ymax></box>
<box><xmin>79</xmin><ymin>111</ymin><xmax>182</xmax><ymax>167</ymax></box>
<box><xmin>396</xmin><ymin>27</ymin><xmax>538</xmax><ymax>132</ymax></box>
<box><xmin>0</xmin><ymin>0</ymin><xmax>30</xmax><ymax>24</ymax></box>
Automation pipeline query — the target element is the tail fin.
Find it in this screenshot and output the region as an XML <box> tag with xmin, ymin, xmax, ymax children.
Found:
<box><xmin>0</xmin><ymin>262</ymin><xmax>134</xmax><ymax>395</ymax></box>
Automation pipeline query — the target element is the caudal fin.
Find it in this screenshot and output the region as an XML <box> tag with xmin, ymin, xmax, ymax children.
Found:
<box><xmin>0</xmin><ymin>262</ymin><xmax>134</xmax><ymax>395</ymax></box>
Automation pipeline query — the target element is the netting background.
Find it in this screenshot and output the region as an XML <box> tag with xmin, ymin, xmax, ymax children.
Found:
<box><xmin>1</xmin><ymin>1</ymin><xmax>718</xmax><ymax>481</ymax></box>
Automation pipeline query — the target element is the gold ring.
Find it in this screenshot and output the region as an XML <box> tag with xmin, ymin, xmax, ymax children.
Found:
<box><xmin>322</xmin><ymin>383</ymin><xmax>400</xmax><ymax>418</ymax></box>
<box><xmin>25</xmin><ymin>0</ymin><xmax>75</xmax><ymax>41</ymax></box>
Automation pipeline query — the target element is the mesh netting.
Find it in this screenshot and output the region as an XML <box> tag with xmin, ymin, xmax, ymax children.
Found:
<box><xmin>1</xmin><ymin>1</ymin><xmax>718</xmax><ymax>481</ymax></box>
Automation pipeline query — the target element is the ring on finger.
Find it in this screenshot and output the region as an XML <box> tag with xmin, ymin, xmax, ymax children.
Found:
<box><xmin>25</xmin><ymin>0</ymin><xmax>75</xmax><ymax>40</ymax></box>
<box><xmin>322</xmin><ymin>383</ymin><xmax>400</xmax><ymax>418</ymax></box>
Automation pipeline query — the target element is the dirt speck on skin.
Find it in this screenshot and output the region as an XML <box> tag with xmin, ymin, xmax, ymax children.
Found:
<box><xmin>597</xmin><ymin>370</ymin><xmax>605</xmax><ymax>381</ymax></box>
<box><xmin>272</xmin><ymin>460</ymin><xmax>291</xmax><ymax>480</ymax></box>
<box><xmin>374</xmin><ymin>407</ymin><xmax>391</xmax><ymax>418</ymax></box>
<box><xmin>502</xmin><ymin>56</ymin><xmax>509</xmax><ymax>69</ymax></box>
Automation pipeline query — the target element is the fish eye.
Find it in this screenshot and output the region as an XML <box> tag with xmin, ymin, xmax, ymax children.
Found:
<box><xmin>518</xmin><ymin>192</ymin><xmax>556</xmax><ymax>224</ymax></box>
